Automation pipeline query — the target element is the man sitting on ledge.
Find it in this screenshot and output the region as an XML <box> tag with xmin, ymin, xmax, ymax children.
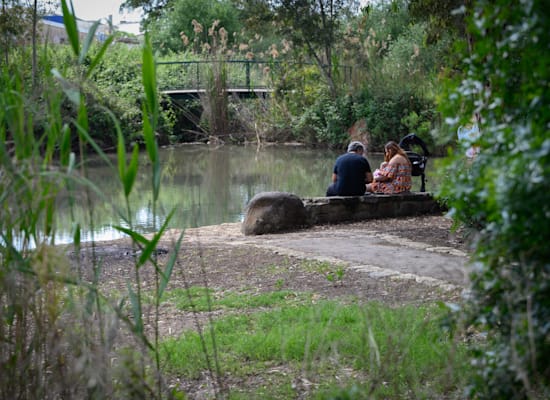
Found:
<box><xmin>326</xmin><ymin>141</ymin><xmax>373</xmax><ymax>197</ymax></box>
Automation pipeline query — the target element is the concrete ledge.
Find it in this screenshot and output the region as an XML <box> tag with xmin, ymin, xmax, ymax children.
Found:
<box><xmin>303</xmin><ymin>192</ymin><xmax>444</xmax><ymax>225</ymax></box>
<box><xmin>242</xmin><ymin>191</ymin><xmax>445</xmax><ymax>235</ymax></box>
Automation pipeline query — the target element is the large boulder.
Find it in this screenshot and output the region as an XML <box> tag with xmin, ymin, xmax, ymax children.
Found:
<box><xmin>347</xmin><ymin>118</ymin><xmax>371</xmax><ymax>147</ymax></box>
<box><xmin>242</xmin><ymin>192</ymin><xmax>309</xmax><ymax>235</ymax></box>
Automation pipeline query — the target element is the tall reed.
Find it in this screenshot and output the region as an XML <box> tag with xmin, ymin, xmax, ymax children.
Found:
<box><xmin>199</xmin><ymin>20</ymin><xmax>229</xmax><ymax>140</ymax></box>
<box><xmin>0</xmin><ymin>1</ymin><xmax>182</xmax><ymax>398</ymax></box>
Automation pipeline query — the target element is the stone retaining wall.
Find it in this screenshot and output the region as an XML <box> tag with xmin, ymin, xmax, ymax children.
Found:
<box><xmin>242</xmin><ymin>191</ymin><xmax>445</xmax><ymax>235</ymax></box>
<box><xmin>303</xmin><ymin>192</ymin><xmax>444</xmax><ymax>225</ymax></box>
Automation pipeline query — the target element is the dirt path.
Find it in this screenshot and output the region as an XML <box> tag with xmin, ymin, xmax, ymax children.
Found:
<box><xmin>177</xmin><ymin>218</ymin><xmax>469</xmax><ymax>289</ymax></box>
<box><xmin>64</xmin><ymin>214</ymin><xmax>474</xmax><ymax>398</ymax></box>
<box><xmin>74</xmin><ymin>214</ymin><xmax>471</xmax><ymax>339</ymax></box>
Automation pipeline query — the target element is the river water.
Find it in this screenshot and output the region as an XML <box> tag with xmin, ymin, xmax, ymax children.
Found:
<box><xmin>55</xmin><ymin>144</ymin><xmax>435</xmax><ymax>243</ymax></box>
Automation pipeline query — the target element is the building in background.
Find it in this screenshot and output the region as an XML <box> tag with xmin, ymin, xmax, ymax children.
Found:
<box><xmin>40</xmin><ymin>15</ymin><xmax>111</xmax><ymax>44</ymax></box>
<box><xmin>39</xmin><ymin>15</ymin><xmax>139</xmax><ymax>45</ymax></box>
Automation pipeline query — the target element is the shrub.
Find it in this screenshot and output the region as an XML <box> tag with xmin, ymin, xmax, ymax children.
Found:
<box><xmin>353</xmin><ymin>90</ymin><xmax>434</xmax><ymax>151</ymax></box>
<box><xmin>295</xmin><ymin>92</ymin><xmax>354</xmax><ymax>146</ymax></box>
<box><xmin>438</xmin><ymin>1</ymin><xmax>550</xmax><ymax>398</ymax></box>
<box><xmin>35</xmin><ymin>42</ymin><xmax>176</xmax><ymax>150</ymax></box>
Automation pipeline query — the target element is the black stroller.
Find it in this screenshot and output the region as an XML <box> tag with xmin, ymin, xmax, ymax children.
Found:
<box><xmin>399</xmin><ymin>133</ymin><xmax>430</xmax><ymax>192</ymax></box>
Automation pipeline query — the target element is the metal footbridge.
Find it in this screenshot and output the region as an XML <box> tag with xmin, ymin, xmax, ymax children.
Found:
<box><xmin>157</xmin><ymin>60</ymin><xmax>274</xmax><ymax>101</ymax></box>
<box><xmin>157</xmin><ymin>59</ymin><xmax>353</xmax><ymax>101</ymax></box>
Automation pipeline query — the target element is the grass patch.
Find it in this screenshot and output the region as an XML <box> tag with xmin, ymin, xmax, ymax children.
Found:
<box><xmin>160</xmin><ymin>300</ymin><xmax>471</xmax><ymax>398</ymax></box>
<box><xmin>300</xmin><ymin>260</ymin><xmax>344</xmax><ymax>274</ymax></box>
<box><xmin>300</xmin><ymin>260</ymin><xmax>347</xmax><ymax>285</ymax></box>
<box><xmin>161</xmin><ymin>286</ymin><xmax>314</xmax><ymax>311</ymax></box>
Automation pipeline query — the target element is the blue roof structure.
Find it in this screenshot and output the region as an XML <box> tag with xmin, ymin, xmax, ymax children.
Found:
<box><xmin>42</xmin><ymin>15</ymin><xmax>65</xmax><ymax>24</ymax></box>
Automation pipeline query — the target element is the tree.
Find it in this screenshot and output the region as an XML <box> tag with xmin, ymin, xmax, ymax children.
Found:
<box><xmin>120</xmin><ymin>0</ymin><xmax>172</xmax><ymax>24</ymax></box>
<box><xmin>238</xmin><ymin>0</ymin><xmax>360</xmax><ymax>98</ymax></box>
<box><xmin>1</xmin><ymin>0</ymin><xmax>55</xmax><ymax>87</ymax></box>
<box><xmin>438</xmin><ymin>1</ymin><xmax>550</xmax><ymax>398</ymax></box>
<box><xmin>0</xmin><ymin>0</ymin><xmax>29</xmax><ymax>65</ymax></box>
<box><xmin>147</xmin><ymin>0</ymin><xmax>241</xmax><ymax>54</ymax></box>
<box><xmin>408</xmin><ymin>0</ymin><xmax>468</xmax><ymax>44</ymax></box>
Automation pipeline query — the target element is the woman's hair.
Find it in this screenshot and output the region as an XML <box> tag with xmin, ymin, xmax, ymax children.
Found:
<box><xmin>384</xmin><ymin>141</ymin><xmax>411</xmax><ymax>164</ymax></box>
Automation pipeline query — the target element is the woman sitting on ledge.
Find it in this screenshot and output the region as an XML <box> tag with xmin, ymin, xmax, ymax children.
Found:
<box><xmin>366</xmin><ymin>141</ymin><xmax>412</xmax><ymax>194</ymax></box>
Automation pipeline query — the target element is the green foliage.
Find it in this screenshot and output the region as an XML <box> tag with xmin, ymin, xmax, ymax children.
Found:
<box><xmin>401</xmin><ymin>110</ymin><xmax>432</xmax><ymax>139</ymax></box>
<box><xmin>267</xmin><ymin>0</ymin><xmax>357</xmax><ymax>97</ymax></box>
<box><xmin>345</xmin><ymin>0</ymin><xmax>449</xmax><ymax>152</ymax></box>
<box><xmin>121</xmin><ymin>0</ymin><xmax>172</xmax><ymax>26</ymax></box>
<box><xmin>0</xmin><ymin>0</ymin><xmax>35</xmax><ymax>64</ymax></box>
<box><xmin>162</xmin><ymin>287</ymin><xmax>313</xmax><ymax>311</ymax></box>
<box><xmin>86</xmin><ymin>43</ymin><xmax>144</xmax><ymax>142</ymax></box>
<box><xmin>147</xmin><ymin>0</ymin><xmax>241</xmax><ymax>54</ymax></box>
<box><xmin>296</xmin><ymin>91</ymin><xmax>354</xmax><ymax>146</ymax></box>
<box><xmin>262</xmin><ymin>62</ymin><xmax>351</xmax><ymax>145</ymax></box>
<box><xmin>4</xmin><ymin>39</ymin><xmax>174</xmax><ymax>150</ymax></box>
<box><xmin>437</xmin><ymin>1</ymin><xmax>550</xmax><ymax>398</ymax></box>
<box><xmin>408</xmin><ymin>0</ymin><xmax>467</xmax><ymax>44</ymax></box>
<box><xmin>353</xmin><ymin>89</ymin><xmax>435</xmax><ymax>151</ymax></box>
<box><xmin>379</xmin><ymin>21</ymin><xmax>451</xmax><ymax>92</ymax></box>
<box><xmin>161</xmin><ymin>300</ymin><xmax>469</xmax><ymax>397</ymax></box>
<box><xmin>0</xmin><ymin>3</ymin><xmax>181</xmax><ymax>397</ymax></box>
<box><xmin>352</xmin><ymin>0</ymin><xmax>412</xmax><ymax>66</ymax></box>
<box><xmin>126</xmin><ymin>0</ymin><xmax>455</xmax><ymax>149</ymax></box>
<box><xmin>43</xmin><ymin>41</ymin><xmax>176</xmax><ymax>149</ymax></box>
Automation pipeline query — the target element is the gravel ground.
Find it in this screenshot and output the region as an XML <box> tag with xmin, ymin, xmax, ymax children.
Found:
<box><xmin>69</xmin><ymin>214</ymin><xmax>471</xmax><ymax>337</ymax></box>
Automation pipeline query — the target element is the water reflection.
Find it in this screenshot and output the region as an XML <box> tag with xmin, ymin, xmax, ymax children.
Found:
<box><xmin>54</xmin><ymin>145</ymin><xmax>435</xmax><ymax>243</ymax></box>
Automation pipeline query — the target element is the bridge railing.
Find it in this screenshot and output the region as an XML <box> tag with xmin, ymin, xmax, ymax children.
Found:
<box><xmin>156</xmin><ymin>60</ymin><xmax>353</xmax><ymax>92</ymax></box>
<box><xmin>156</xmin><ymin>60</ymin><xmax>272</xmax><ymax>92</ymax></box>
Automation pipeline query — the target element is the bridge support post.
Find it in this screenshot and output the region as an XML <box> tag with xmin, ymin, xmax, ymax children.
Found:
<box><xmin>195</xmin><ymin>63</ymin><xmax>200</xmax><ymax>88</ymax></box>
<box><xmin>246</xmin><ymin>61</ymin><xmax>250</xmax><ymax>90</ymax></box>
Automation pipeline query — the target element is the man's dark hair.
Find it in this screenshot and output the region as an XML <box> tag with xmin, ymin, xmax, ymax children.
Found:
<box><xmin>347</xmin><ymin>141</ymin><xmax>365</xmax><ymax>153</ymax></box>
